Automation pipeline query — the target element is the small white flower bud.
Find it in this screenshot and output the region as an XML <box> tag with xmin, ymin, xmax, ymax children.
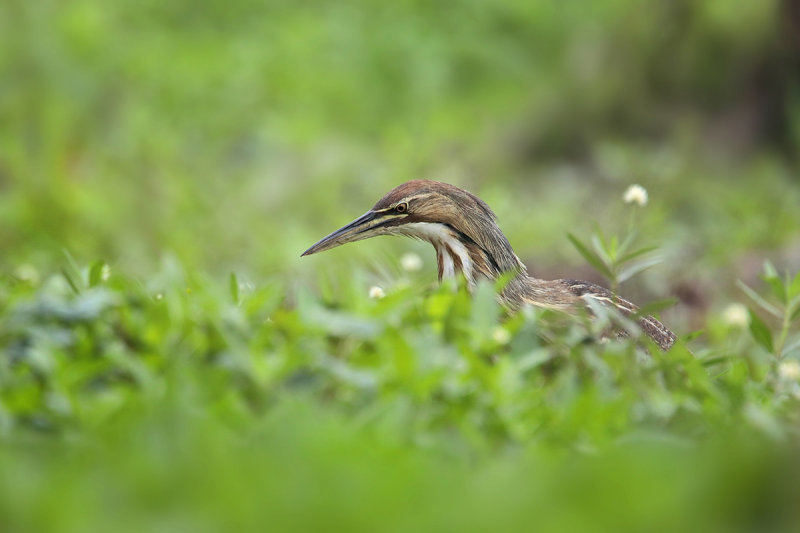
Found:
<box><xmin>368</xmin><ymin>286</ymin><xmax>386</xmax><ymax>299</ymax></box>
<box><xmin>623</xmin><ymin>184</ymin><xmax>648</xmax><ymax>206</ymax></box>
<box><xmin>492</xmin><ymin>326</ymin><xmax>511</xmax><ymax>344</ymax></box>
<box><xmin>14</xmin><ymin>264</ymin><xmax>39</xmax><ymax>283</ymax></box>
<box><xmin>400</xmin><ymin>252</ymin><xmax>423</xmax><ymax>272</ymax></box>
<box><xmin>721</xmin><ymin>303</ymin><xmax>749</xmax><ymax>328</ymax></box>
<box><xmin>779</xmin><ymin>360</ymin><xmax>800</xmax><ymax>381</ymax></box>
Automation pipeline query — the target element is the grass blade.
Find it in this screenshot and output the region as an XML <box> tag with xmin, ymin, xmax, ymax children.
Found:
<box><xmin>89</xmin><ymin>260</ymin><xmax>107</xmax><ymax>287</ymax></box>
<box><xmin>230</xmin><ymin>272</ymin><xmax>240</xmax><ymax>305</ymax></box>
<box><xmin>618</xmin><ymin>245</ymin><xmax>660</xmax><ymax>265</ymax></box>
<box><xmin>568</xmin><ymin>233</ymin><xmax>613</xmax><ymax>280</ymax></box>
<box><xmin>748</xmin><ymin>309</ymin><xmax>774</xmax><ymax>354</ymax></box>
<box><xmin>737</xmin><ymin>280</ymin><xmax>782</xmax><ymax>318</ymax></box>
<box><xmin>617</xmin><ymin>255</ymin><xmax>663</xmax><ymax>284</ymax></box>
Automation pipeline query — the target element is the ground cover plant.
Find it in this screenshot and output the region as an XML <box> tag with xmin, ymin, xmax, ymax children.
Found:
<box><xmin>3</xmin><ymin>0</ymin><xmax>800</xmax><ymax>531</ymax></box>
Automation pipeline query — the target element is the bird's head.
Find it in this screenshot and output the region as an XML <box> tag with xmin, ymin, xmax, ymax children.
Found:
<box><xmin>302</xmin><ymin>180</ymin><xmax>490</xmax><ymax>255</ymax></box>
<box><xmin>302</xmin><ymin>180</ymin><xmax>525</xmax><ymax>283</ymax></box>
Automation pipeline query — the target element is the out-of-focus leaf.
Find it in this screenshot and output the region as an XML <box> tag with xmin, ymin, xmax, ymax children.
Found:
<box><xmin>229</xmin><ymin>272</ymin><xmax>239</xmax><ymax>305</ymax></box>
<box><xmin>747</xmin><ymin>309</ymin><xmax>774</xmax><ymax>354</ymax></box>
<box><xmin>617</xmin><ymin>255</ymin><xmax>663</xmax><ymax>284</ymax></box>
<box><xmin>568</xmin><ymin>234</ymin><xmax>613</xmax><ymax>280</ymax></box>
<box><xmin>683</xmin><ymin>330</ymin><xmax>705</xmax><ymax>342</ymax></box>
<box><xmin>61</xmin><ymin>267</ymin><xmax>81</xmax><ymax>295</ymax></box>
<box><xmin>761</xmin><ymin>262</ymin><xmax>786</xmax><ymax>305</ymax></box>
<box><xmin>737</xmin><ymin>280</ymin><xmax>782</xmax><ymax>318</ymax></box>
<box><xmin>789</xmin><ymin>271</ymin><xmax>800</xmax><ymax>299</ymax></box>
<box><xmin>780</xmin><ymin>336</ymin><xmax>800</xmax><ymax>358</ymax></box>
<box><xmin>89</xmin><ymin>261</ymin><xmax>107</xmax><ymax>287</ymax></box>
<box><xmin>591</xmin><ymin>234</ymin><xmax>614</xmax><ymax>266</ymax></box>
<box><xmin>471</xmin><ymin>280</ymin><xmax>500</xmax><ymax>347</ymax></box>
<box><xmin>617</xmin><ymin>245</ymin><xmax>659</xmax><ymax>265</ymax></box>
<box><xmin>633</xmin><ymin>298</ymin><xmax>678</xmax><ymax>318</ymax></box>
<box><xmin>744</xmin><ymin>403</ymin><xmax>784</xmax><ymax>441</ymax></box>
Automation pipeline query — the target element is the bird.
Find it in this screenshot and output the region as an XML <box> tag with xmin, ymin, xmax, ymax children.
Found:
<box><xmin>302</xmin><ymin>180</ymin><xmax>676</xmax><ymax>350</ymax></box>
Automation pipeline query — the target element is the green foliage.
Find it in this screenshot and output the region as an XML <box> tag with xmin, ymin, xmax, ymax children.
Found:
<box><xmin>1</xmin><ymin>0</ymin><xmax>800</xmax><ymax>530</ymax></box>
<box><xmin>740</xmin><ymin>263</ymin><xmax>800</xmax><ymax>360</ymax></box>
<box><xmin>2</xmin><ymin>261</ymin><xmax>800</xmax><ymax>530</ymax></box>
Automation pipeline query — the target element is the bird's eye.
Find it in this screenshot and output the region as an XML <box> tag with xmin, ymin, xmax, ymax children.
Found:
<box><xmin>394</xmin><ymin>202</ymin><xmax>408</xmax><ymax>214</ymax></box>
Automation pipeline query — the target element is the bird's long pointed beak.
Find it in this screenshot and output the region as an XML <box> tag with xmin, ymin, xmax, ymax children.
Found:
<box><xmin>301</xmin><ymin>210</ymin><xmax>381</xmax><ymax>256</ymax></box>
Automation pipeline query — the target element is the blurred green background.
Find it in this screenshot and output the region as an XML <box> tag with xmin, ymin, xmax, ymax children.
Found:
<box><xmin>3</xmin><ymin>0</ymin><xmax>800</xmax><ymax>531</ymax></box>
<box><xmin>3</xmin><ymin>0</ymin><xmax>799</xmax><ymax>287</ymax></box>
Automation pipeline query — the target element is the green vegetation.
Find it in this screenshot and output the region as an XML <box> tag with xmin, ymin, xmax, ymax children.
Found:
<box><xmin>2</xmin><ymin>0</ymin><xmax>800</xmax><ymax>531</ymax></box>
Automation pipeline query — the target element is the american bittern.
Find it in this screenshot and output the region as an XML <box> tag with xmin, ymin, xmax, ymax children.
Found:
<box><xmin>302</xmin><ymin>180</ymin><xmax>676</xmax><ymax>350</ymax></box>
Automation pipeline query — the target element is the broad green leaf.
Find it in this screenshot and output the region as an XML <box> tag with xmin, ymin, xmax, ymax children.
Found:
<box><xmin>747</xmin><ymin>309</ymin><xmax>774</xmax><ymax>354</ymax></box>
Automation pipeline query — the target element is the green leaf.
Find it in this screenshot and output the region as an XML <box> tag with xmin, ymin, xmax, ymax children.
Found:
<box><xmin>617</xmin><ymin>255</ymin><xmax>663</xmax><ymax>284</ymax></box>
<box><xmin>633</xmin><ymin>298</ymin><xmax>678</xmax><ymax>318</ymax></box>
<box><xmin>763</xmin><ymin>260</ymin><xmax>779</xmax><ymax>280</ymax></box>
<box><xmin>568</xmin><ymin>233</ymin><xmax>613</xmax><ymax>280</ymax></box>
<box><xmin>700</xmin><ymin>355</ymin><xmax>733</xmax><ymax>367</ymax></box>
<box><xmin>737</xmin><ymin>280</ymin><xmax>782</xmax><ymax>318</ymax></box>
<box><xmin>61</xmin><ymin>267</ymin><xmax>81</xmax><ymax>295</ymax></box>
<box><xmin>760</xmin><ymin>261</ymin><xmax>787</xmax><ymax>304</ymax></box>
<box><xmin>747</xmin><ymin>309</ymin><xmax>774</xmax><ymax>354</ymax></box>
<box><xmin>89</xmin><ymin>260</ymin><xmax>107</xmax><ymax>287</ymax></box>
<box><xmin>493</xmin><ymin>270</ymin><xmax>519</xmax><ymax>293</ymax></box>
<box><xmin>789</xmin><ymin>270</ymin><xmax>800</xmax><ymax>299</ymax></box>
<box><xmin>229</xmin><ymin>272</ymin><xmax>240</xmax><ymax>305</ymax></box>
<box><xmin>617</xmin><ymin>245</ymin><xmax>659</xmax><ymax>265</ymax></box>
<box><xmin>590</xmin><ymin>234</ymin><xmax>613</xmax><ymax>266</ymax></box>
<box><xmin>62</xmin><ymin>249</ymin><xmax>84</xmax><ymax>293</ymax></box>
<box><xmin>617</xmin><ymin>231</ymin><xmax>638</xmax><ymax>258</ymax></box>
<box><xmin>608</xmin><ymin>234</ymin><xmax>619</xmax><ymax>260</ymax></box>
<box><xmin>683</xmin><ymin>329</ymin><xmax>705</xmax><ymax>342</ymax></box>
<box><xmin>781</xmin><ymin>335</ymin><xmax>800</xmax><ymax>358</ymax></box>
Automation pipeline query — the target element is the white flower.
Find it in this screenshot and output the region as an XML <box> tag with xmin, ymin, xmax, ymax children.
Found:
<box><xmin>722</xmin><ymin>303</ymin><xmax>749</xmax><ymax>328</ymax></box>
<box><xmin>492</xmin><ymin>326</ymin><xmax>511</xmax><ymax>344</ymax></box>
<box><xmin>14</xmin><ymin>264</ymin><xmax>39</xmax><ymax>283</ymax></box>
<box><xmin>623</xmin><ymin>184</ymin><xmax>648</xmax><ymax>206</ymax></box>
<box><xmin>368</xmin><ymin>286</ymin><xmax>386</xmax><ymax>299</ymax></box>
<box><xmin>779</xmin><ymin>360</ymin><xmax>800</xmax><ymax>381</ymax></box>
<box><xmin>400</xmin><ymin>252</ymin><xmax>423</xmax><ymax>272</ymax></box>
